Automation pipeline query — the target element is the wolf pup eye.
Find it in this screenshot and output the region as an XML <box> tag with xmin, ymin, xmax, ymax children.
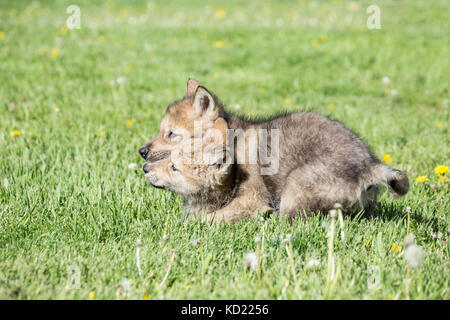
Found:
<box><xmin>168</xmin><ymin>131</ymin><xmax>177</xmax><ymax>139</ymax></box>
<box><xmin>171</xmin><ymin>164</ymin><xmax>179</xmax><ymax>172</ymax></box>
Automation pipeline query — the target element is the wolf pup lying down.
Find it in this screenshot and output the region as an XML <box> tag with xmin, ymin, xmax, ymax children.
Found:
<box><xmin>140</xmin><ymin>79</ymin><xmax>409</xmax><ymax>223</ymax></box>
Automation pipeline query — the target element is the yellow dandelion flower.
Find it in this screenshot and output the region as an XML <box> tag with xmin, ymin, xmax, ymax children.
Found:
<box><xmin>212</xmin><ymin>40</ymin><xmax>225</xmax><ymax>48</ymax></box>
<box><xmin>213</xmin><ymin>72</ymin><xmax>219</xmax><ymax>79</ymax></box>
<box><xmin>390</xmin><ymin>242</ymin><xmax>396</xmax><ymax>251</ymax></box>
<box><xmin>386</xmin><ymin>295</ymin><xmax>398</xmax><ymax>300</ymax></box>
<box><xmin>125</xmin><ymin>66</ymin><xmax>133</xmax><ymax>73</ymax></box>
<box><xmin>320</xmin><ymin>35</ymin><xmax>328</xmax><ymax>42</ymax></box>
<box><xmin>126</xmin><ymin>119</ymin><xmax>135</xmax><ymax>128</ymax></box>
<box><xmin>383</xmin><ymin>154</ymin><xmax>392</xmax><ymax>163</ymax></box>
<box><xmin>143</xmin><ymin>294</ymin><xmax>148</xmax><ymax>300</ymax></box>
<box><xmin>348</xmin><ymin>2</ymin><xmax>359</xmax><ymax>12</ymax></box>
<box><xmin>284</xmin><ymin>98</ymin><xmax>292</xmax><ymax>105</ymax></box>
<box><xmin>365</xmin><ymin>240</ymin><xmax>370</xmax><ymax>248</ymax></box>
<box><xmin>10</xmin><ymin>130</ymin><xmax>21</xmax><ymax>136</ymax></box>
<box><xmin>89</xmin><ymin>291</ymin><xmax>95</xmax><ymax>300</ymax></box>
<box><xmin>395</xmin><ymin>245</ymin><xmax>402</xmax><ymax>254</ymax></box>
<box><xmin>186</xmin><ymin>285</ymin><xmax>192</xmax><ymax>289</ymax></box>
<box><xmin>434</xmin><ymin>165</ymin><xmax>448</xmax><ymax>175</ymax></box>
<box><xmin>99</xmin><ymin>131</ymin><xmax>105</xmax><ymax>138</ymax></box>
<box><xmin>437</xmin><ymin>122</ymin><xmax>444</xmax><ymax>129</ymax></box>
<box><xmin>263</xmin><ymin>7</ymin><xmax>271</xmax><ymax>14</ymax></box>
<box><xmin>60</xmin><ymin>26</ymin><xmax>68</xmax><ymax>35</ymax></box>
<box><xmin>215</xmin><ymin>9</ymin><xmax>226</xmax><ymax>19</ymax></box>
<box><xmin>415</xmin><ymin>175</ymin><xmax>427</xmax><ymax>184</ymax></box>
<box><xmin>51</xmin><ymin>48</ymin><xmax>59</xmax><ymax>58</ymax></box>
<box><xmin>328</xmin><ymin>103</ymin><xmax>336</xmax><ymax>110</ymax></box>
<box><xmin>310</xmin><ymin>39</ymin><xmax>319</xmax><ymax>47</ymax></box>
<box><xmin>438</xmin><ymin>176</ymin><xmax>449</xmax><ymax>183</ymax></box>
<box><xmin>258</xmin><ymin>88</ymin><xmax>266</xmax><ymax>94</ymax></box>
<box><xmin>0</xmin><ymin>31</ymin><xmax>5</xmax><ymax>40</ymax></box>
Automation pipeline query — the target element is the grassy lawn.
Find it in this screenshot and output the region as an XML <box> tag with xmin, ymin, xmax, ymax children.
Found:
<box><xmin>0</xmin><ymin>0</ymin><xmax>448</xmax><ymax>299</ymax></box>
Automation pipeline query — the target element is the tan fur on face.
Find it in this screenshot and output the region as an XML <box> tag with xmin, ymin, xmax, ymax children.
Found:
<box><xmin>141</xmin><ymin>80</ymin><xmax>224</xmax><ymax>162</ymax></box>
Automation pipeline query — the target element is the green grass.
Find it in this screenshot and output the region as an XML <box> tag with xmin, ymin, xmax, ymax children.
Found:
<box><xmin>0</xmin><ymin>0</ymin><xmax>449</xmax><ymax>299</ymax></box>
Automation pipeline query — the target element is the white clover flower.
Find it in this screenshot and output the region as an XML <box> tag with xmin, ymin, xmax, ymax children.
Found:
<box><xmin>234</xmin><ymin>104</ymin><xmax>241</xmax><ymax>110</ymax></box>
<box><xmin>404</xmin><ymin>244</ymin><xmax>424</xmax><ymax>267</ymax></box>
<box><xmin>381</xmin><ymin>76</ymin><xmax>391</xmax><ymax>85</ymax></box>
<box><xmin>254</xmin><ymin>236</ymin><xmax>261</xmax><ymax>243</ymax></box>
<box><xmin>244</xmin><ymin>252</ymin><xmax>258</xmax><ymax>271</ymax></box>
<box><xmin>136</xmin><ymin>238</ymin><xmax>142</xmax><ymax>246</ymax></box>
<box><xmin>191</xmin><ymin>239</ymin><xmax>200</xmax><ymax>246</ymax></box>
<box><xmin>128</xmin><ymin>163</ymin><xmax>137</xmax><ymax>170</ymax></box>
<box><xmin>305</xmin><ymin>259</ymin><xmax>320</xmax><ymax>270</ymax></box>
<box><xmin>162</xmin><ymin>234</ymin><xmax>170</xmax><ymax>242</ymax></box>
<box><xmin>117</xmin><ymin>77</ymin><xmax>126</xmax><ymax>85</ymax></box>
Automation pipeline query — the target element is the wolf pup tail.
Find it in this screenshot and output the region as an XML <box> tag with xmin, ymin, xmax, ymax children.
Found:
<box><xmin>370</xmin><ymin>163</ymin><xmax>409</xmax><ymax>197</ymax></box>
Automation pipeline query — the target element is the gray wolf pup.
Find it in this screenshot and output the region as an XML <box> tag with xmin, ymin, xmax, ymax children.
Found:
<box><xmin>140</xmin><ymin>79</ymin><xmax>409</xmax><ymax>222</ymax></box>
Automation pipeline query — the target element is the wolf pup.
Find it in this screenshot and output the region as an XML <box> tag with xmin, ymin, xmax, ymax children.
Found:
<box><xmin>143</xmin><ymin>118</ymin><xmax>272</xmax><ymax>223</ymax></box>
<box><xmin>139</xmin><ymin>79</ymin><xmax>409</xmax><ymax>221</ymax></box>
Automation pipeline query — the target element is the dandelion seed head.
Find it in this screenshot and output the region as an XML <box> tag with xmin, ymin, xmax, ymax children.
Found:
<box><xmin>243</xmin><ymin>252</ymin><xmax>258</xmax><ymax>271</ymax></box>
<box><xmin>404</xmin><ymin>244</ymin><xmax>424</xmax><ymax>267</ymax></box>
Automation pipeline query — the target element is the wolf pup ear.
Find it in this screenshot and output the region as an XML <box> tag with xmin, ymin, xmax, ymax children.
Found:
<box><xmin>193</xmin><ymin>86</ymin><xmax>217</xmax><ymax>118</ymax></box>
<box><xmin>186</xmin><ymin>78</ymin><xmax>201</xmax><ymax>97</ymax></box>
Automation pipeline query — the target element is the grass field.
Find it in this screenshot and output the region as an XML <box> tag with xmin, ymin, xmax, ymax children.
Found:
<box><xmin>0</xmin><ymin>0</ymin><xmax>449</xmax><ymax>299</ymax></box>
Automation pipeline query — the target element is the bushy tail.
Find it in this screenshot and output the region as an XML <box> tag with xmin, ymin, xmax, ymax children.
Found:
<box><xmin>370</xmin><ymin>163</ymin><xmax>409</xmax><ymax>197</ymax></box>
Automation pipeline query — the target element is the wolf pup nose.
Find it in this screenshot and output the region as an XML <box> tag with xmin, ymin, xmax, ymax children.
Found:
<box><xmin>139</xmin><ymin>147</ymin><xmax>149</xmax><ymax>159</ymax></box>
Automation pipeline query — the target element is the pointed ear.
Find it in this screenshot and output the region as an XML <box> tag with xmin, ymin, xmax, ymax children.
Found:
<box><xmin>186</xmin><ymin>78</ymin><xmax>201</xmax><ymax>97</ymax></box>
<box><xmin>193</xmin><ymin>86</ymin><xmax>217</xmax><ymax>118</ymax></box>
